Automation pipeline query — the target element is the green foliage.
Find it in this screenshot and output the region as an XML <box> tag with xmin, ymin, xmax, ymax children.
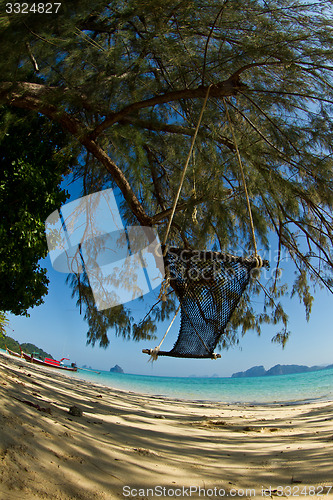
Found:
<box><xmin>0</xmin><ymin>334</ymin><xmax>53</xmax><ymax>358</ymax></box>
<box><xmin>20</xmin><ymin>342</ymin><xmax>53</xmax><ymax>359</ymax></box>
<box><xmin>0</xmin><ymin>334</ymin><xmax>20</xmax><ymax>353</ymax></box>
<box><xmin>0</xmin><ymin>311</ymin><xmax>9</xmax><ymax>338</ymax></box>
<box><xmin>1</xmin><ymin>0</ymin><xmax>333</xmax><ymax>347</ymax></box>
<box><xmin>0</xmin><ymin>107</ymin><xmax>71</xmax><ymax>315</ymax></box>
<box><xmin>66</xmin><ymin>272</ymin><xmax>134</xmax><ymax>347</ymax></box>
<box><xmin>133</xmin><ymin>295</ymin><xmax>177</xmax><ymax>342</ymax></box>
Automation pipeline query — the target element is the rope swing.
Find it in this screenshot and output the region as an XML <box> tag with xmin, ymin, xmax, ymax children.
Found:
<box><xmin>143</xmin><ymin>91</ymin><xmax>268</xmax><ymax>360</ymax></box>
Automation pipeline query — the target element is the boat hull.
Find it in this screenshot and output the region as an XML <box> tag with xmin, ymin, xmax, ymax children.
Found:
<box><xmin>5</xmin><ymin>347</ymin><xmax>22</xmax><ymax>358</ymax></box>
<box><xmin>19</xmin><ymin>349</ymin><xmax>77</xmax><ymax>372</ymax></box>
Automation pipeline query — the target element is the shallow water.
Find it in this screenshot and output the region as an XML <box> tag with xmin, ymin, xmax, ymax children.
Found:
<box><xmin>2</xmin><ymin>348</ymin><xmax>331</xmax><ymax>404</ymax></box>
<box><xmin>72</xmin><ymin>365</ymin><xmax>333</xmax><ymax>404</ymax></box>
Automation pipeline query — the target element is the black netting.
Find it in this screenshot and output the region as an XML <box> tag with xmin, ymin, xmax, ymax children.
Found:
<box><xmin>156</xmin><ymin>248</ymin><xmax>267</xmax><ymax>359</ymax></box>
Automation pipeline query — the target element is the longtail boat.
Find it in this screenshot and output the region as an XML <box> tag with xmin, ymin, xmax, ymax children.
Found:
<box><xmin>5</xmin><ymin>346</ymin><xmax>22</xmax><ymax>358</ymax></box>
<box><xmin>18</xmin><ymin>346</ymin><xmax>77</xmax><ymax>372</ymax></box>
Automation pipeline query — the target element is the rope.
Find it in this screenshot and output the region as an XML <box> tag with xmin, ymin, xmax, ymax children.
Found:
<box><xmin>158</xmin><ymin>266</ymin><xmax>171</xmax><ymax>302</ymax></box>
<box><xmin>162</xmin><ymin>85</ymin><xmax>212</xmax><ymax>253</ymax></box>
<box><xmin>192</xmin><ymin>151</ymin><xmax>198</xmax><ymax>225</ymax></box>
<box><xmin>148</xmin><ymin>304</ymin><xmax>181</xmax><ymax>361</ymax></box>
<box><xmin>223</xmin><ymin>98</ymin><xmax>258</xmax><ymax>257</ymax></box>
<box><xmin>158</xmin><ymin>86</ymin><xmax>211</xmax><ymax>304</ymax></box>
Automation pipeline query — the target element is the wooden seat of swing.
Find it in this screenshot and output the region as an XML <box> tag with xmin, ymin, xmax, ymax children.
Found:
<box><xmin>143</xmin><ymin>248</ymin><xmax>269</xmax><ymax>359</ymax></box>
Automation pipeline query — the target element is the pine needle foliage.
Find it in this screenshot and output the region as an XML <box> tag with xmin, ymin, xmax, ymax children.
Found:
<box><xmin>1</xmin><ymin>0</ymin><xmax>333</xmax><ymax>347</ymax></box>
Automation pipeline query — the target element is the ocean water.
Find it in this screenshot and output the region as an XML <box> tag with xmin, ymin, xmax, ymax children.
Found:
<box><xmin>72</xmin><ymin>366</ymin><xmax>333</xmax><ymax>405</ymax></box>
<box><xmin>2</xmin><ymin>348</ymin><xmax>332</xmax><ymax>404</ymax></box>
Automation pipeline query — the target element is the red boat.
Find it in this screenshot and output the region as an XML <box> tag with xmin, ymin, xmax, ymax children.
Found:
<box><xmin>19</xmin><ymin>347</ymin><xmax>77</xmax><ymax>372</ymax></box>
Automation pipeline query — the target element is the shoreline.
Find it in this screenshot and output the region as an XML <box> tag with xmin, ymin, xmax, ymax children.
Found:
<box><xmin>1</xmin><ymin>351</ymin><xmax>333</xmax><ymax>499</ymax></box>
<box><xmin>73</xmin><ymin>362</ymin><xmax>333</xmax><ymax>407</ymax></box>
<box><xmin>2</xmin><ymin>348</ymin><xmax>332</xmax><ymax>407</ymax></box>
<box><xmin>76</xmin><ymin>370</ymin><xmax>333</xmax><ymax>408</ymax></box>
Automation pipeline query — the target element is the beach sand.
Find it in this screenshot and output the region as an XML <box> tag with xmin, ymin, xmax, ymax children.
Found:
<box><xmin>0</xmin><ymin>351</ymin><xmax>332</xmax><ymax>500</ymax></box>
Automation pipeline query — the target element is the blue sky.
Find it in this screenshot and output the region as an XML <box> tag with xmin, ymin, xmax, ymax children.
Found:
<box><xmin>6</xmin><ymin>182</ymin><xmax>333</xmax><ymax>378</ymax></box>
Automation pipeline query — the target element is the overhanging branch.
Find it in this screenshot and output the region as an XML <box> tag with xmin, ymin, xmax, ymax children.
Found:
<box><xmin>119</xmin><ymin>116</ymin><xmax>235</xmax><ymax>150</ymax></box>
<box><xmin>0</xmin><ymin>81</ymin><xmax>152</xmax><ymax>227</ymax></box>
<box><xmin>89</xmin><ymin>77</ymin><xmax>246</xmax><ymax>139</ymax></box>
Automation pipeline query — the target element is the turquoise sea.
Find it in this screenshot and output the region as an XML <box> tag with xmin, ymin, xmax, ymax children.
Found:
<box><xmin>2</xmin><ymin>348</ymin><xmax>332</xmax><ymax>404</ymax></box>
<box><xmin>72</xmin><ymin>366</ymin><xmax>333</xmax><ymax>405</ymax></box>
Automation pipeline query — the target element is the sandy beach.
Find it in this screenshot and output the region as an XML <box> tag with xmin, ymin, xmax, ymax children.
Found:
<box><xmin>0</xmin><ymin>351</ymin><xmax>332</xmax><ymax>499</ymax></box>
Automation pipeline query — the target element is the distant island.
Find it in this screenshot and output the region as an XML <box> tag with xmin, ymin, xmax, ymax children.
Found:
<box><xmin>110</xmin><ymin>364</ymin><xmax>124</xmax><ymax>374</ymax></box>
<box><xmin>232</xmin><ymin>363</ymin><xmax>333</xmax><ymax>378</ymax></box>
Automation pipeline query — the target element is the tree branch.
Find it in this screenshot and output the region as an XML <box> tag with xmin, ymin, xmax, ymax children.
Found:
<box><xmin>144</xmin><ymin>144</ymin><xmax>167</xmax><ymax>212</ymax></box>
<box><xmin>25</xmin><ymin>42</ymin><xmax>39</xmax><ymax>72</ymax></box>
<box><xmin>151</xmin><ymin>200</ymin><xmax>202</xmax><ymax>225</ymax></box>
<box><xmin>0</xmin><ymin>81</ymin><xmax>233</xmax><ymax>229</ymax></box>
<box><xmin>229</xmin><ymin>60</ymin><xmax>286</xmax><ymax>80</ymax></box>
<box><xmin>201</xmin><ymin>0</ymin><xmax>229</xmax><ymax>86</ymax></box>
<box><xmin>0</xmin><ymin>81</ymin><xmax>97</xmax><ymax>114</ymax></box>
<box><xmin>80</xmin><ymin>139</ymin><xmax>152</xmax><ymax>226</ymax></box>
<box><xmin>119</xmin><ymin>116</ymin><xmax>235</xmax><ymax>150</ymax></box>
<box><xmin>120</xmin><ymin>116</ymin><xmax>196</xmax><ymax>136</ymax></box>
<box><xmin>249</xmin><ymin>88</ymin><xmax>333</xmax><ymax>105</ymax></box>
<box><xmin>0</xmin><ymin>81</ymin><xmax>153</xmax><ymax>227</ymax></box>
<box><xmin>282</xmin><ymin>229</ymin><xmax>333</xmax><ymax>293</ymax></box>
<box><xmin>89</xmin><ymin>77</ymin><xmax>246</xmax><ymax>139</ymax></box>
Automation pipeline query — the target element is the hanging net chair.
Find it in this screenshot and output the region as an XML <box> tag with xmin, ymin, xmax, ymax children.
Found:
<box><xmin>143</xmin><ymin>248</ymin><xmax>268</xmax><ymax>359</ymax></box>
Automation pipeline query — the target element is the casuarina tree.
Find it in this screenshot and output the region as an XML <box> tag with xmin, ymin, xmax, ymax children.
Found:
<box><xmin>0</xmin><ymin>0</ymin><xmax>332</xmax><ymax>348</ymax></box>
